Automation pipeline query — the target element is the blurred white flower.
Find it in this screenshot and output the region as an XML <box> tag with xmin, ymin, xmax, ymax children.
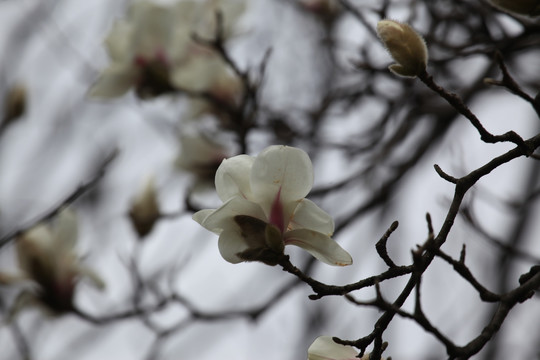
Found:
<box><xmin>176</xmin><ymin>132</ymin><xmax>229</xmax><ymax>180</ymax></box>
<box><xmin>193</xmin><ymin>145</ymin><xmax>352</xmax><ymax>266</ymax></box>
<box><xmin>90</xmin><ymin>0</ymin><xmax>245</xmax><ymax>99</ymax></box>
<box><xmin>308</xmin><ymin>336</ymin><xmax>383</xmax><ymax>360</ymax></box>
<box><xmin>90</xmin><ymin>1</ymin><xmax>178</xmax><ymax>98</ymax></box>
<box><xmin>0</xmin><ymin>209</ymin><xmax>104</xmax><ymax>316</ymax></box>
<box><xmin>128</xmin><ymin>176</ymin><xmax>161</xmax><ymax>238</ymax></box>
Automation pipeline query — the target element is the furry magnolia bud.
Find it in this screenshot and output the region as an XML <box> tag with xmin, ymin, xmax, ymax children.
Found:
<box><xmin>129</xmin><ymin>177</ymin><xmax>161</xmax><ymax>238</ymax></box>
<box><xmin>376</xmin><ymin>20</ymin><xmax>428</xmax><ymax>78</ymax></box>
<box><xmin>489</xmin><ymin>0</ymin><xmax>540</xmax><ymax>16</ymax></box>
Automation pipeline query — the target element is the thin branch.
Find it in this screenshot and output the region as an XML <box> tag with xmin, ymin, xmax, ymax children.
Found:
<box><xmin>435</xmin><ymin>248</ymin><xmax>501</xmax><ymax>302</ymax></box>
<box><xmin>418</xmin><ymin>70</ymin><xmax>528</xmax><ymax>149</ymax></box>
<box><xmin>375</xmin><ymin>221</ymin><xmax>399</xmax><ymax>268</ymax></box>
<box><xmin>484</xmin><ymin>52</ymin><xmax>540</xmax><ymax>117</ymax></box>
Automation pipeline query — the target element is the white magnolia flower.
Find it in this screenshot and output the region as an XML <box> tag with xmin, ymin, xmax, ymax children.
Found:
<box><xmin>308</xmin><ymin>336</ymin><xmax>384</xmax><ymax>360</ymax></box>
<box><xmin>90</xmin><ymin>0</ymin><xmax>245</xmax><ymax>99</ymax></box>
<box><xmin>193</xmin><ymin>145</ymin><xmax>352</xmax><ymax>266</ymax></box>
<box><xmin>0</xmin><ymin>209</ymin><xmax>104</xmax><ymax>315</ymax></box>
<box><xmin>90</xmin><ymin>1</ymin><xmax>178</xmax><ymax>98</ymax></box>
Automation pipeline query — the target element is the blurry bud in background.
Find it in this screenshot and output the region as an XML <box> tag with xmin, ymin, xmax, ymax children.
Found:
<box><xmin>1</xmin><ymin>83</ymin><xmax>26</xmax><ymax>131</ymax></box>
<box><xmin>376</xmin><ymin>20</ymin><xmax>428</xmax><ymax>78</ymax></box>
<box><xmin>0</xmin><ymin>209</ymin><xmax>105</xmax><ymax>318</ymax></box>
<box><xmin>488</xmin><ymin>0</ymin><xmax>540</xmax><ymax>16</ymax></box>
<box><xmin>128</xmin><ymin>176</ymin><xmax>161</xmax><ymax>238</ymax></box>
<box><xmin>176</xmin><ymin>131</ymin><xmax>229</xmax><ymax>182</ymax></box>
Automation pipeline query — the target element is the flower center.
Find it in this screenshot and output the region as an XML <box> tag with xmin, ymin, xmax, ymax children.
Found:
<box><xmin>133</xmin><ymin>50</ymin><xmax>174</xmax><ymax>98</ymax></box>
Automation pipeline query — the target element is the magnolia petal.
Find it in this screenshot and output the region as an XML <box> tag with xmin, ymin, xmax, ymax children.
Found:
<box><xmin>168</xmin><ymin>27</ymin><xmax>193</xmax><ymax>62</ymax></box>
<box><xmin>177</xmin><ymin>132</ymin><xmax>227</xmax><ymax>171</ymax></box>
<box><xmin>250</xmin><ymin>146</ymin><xmax>313</xmax><ymax>213</ymax></box>
<box><xmin>218</xmin><ymin>229</ymin><xmax>249</xmax><ymax>263</ymax></box>
<box><xmin>195</xmin><ymin>0</ymin><xmax>246</xmax><ymax>39</ymax></box>
<box><xmin>173</xmin><ymin>1</ymin><xmax>198</xmax><ymax>23</ymax></box>
<box><xmin>171</xmin><ymin>57</ymin><xmax>224</xmax><ymax>92</ymax></box>
<box><xmin>219</xmin><ymin>1</ymin><xmax>247</xmax><ymax>38</ymax></box>
<box><xmin>199</xmin><ymin>196</ymin><xmax>266</xmax><ymax>234</ymax></box>
<box><xmin>168</xmin><ymin>2</ymin><xmax>202</xmax><ymax>59</ymax></box>
<box><xmin>89</xmin><ymin>64</ymin><xmax>138</xmax><ymax>98</ymax></box>
<box><xmin>192</xmin><ymin>209</ymin><xmax>215</xmax><ymax>226</ymax></box>
<box><xmin>52</xmin><ymin>208</ymin><xmax>78</xmax><ymax>251</ymax></box>
<box><xmin>289</xmin><ymin>199</ymin><xmax>334</xmax><ymax>236</ymax></box>
<box><xmin>129</xmin><ymin>2</ymin><xmax>172</xmax><ymax>58</ymax></box>
<box><xmin>308</xmin><ymin>336</ymin><xmax>358</xmax><ymax>360</ymax></box>
<box><xmin>105</xmin><ymin>21</ymin><xmax>133</xmax><ymax>62</ymax></box>
<box><xmin>215</xmin><ymin>155</ymin><xmax>255</xmax><ymax>202</ymax></box>
<box><xmin>16</xmin><ymin>224</ymin><xmax>53</xmax><ymax>276</ymax></box>
<box><xmin>284</xmin><ymin>229</ymin><xmax>352</xmax><ymax>266</ymax></box>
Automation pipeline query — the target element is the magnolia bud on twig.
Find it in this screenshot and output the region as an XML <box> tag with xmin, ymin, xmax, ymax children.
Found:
<box><xmin>376</xmin><ymin>20</ymin><xmax>428</xmax><ymax>78</ymax></box>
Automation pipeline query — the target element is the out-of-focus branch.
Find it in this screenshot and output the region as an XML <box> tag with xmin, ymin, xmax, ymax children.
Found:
<box><xmin>484</xmin><ymin>52</ymin><xmax>540</xmax><ymax>118</ymax></box>
<box><xmin>0</xmin><ymin>149</ymin><xmax>118</xmax><ymax>249</ymax></box>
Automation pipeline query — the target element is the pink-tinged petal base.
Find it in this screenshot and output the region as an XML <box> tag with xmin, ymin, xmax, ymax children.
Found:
<box><xmin>250</xmin><ymin>146</ymin><xmax>314</xmax><ymax>213</ymax></box>
<box><xmin>269</xmin><ymin>187</ymin><xmax>284</xmax><ymax>233</ymax></box>
<box><xmin>284</xmin><ymin>230</ymin><xmax>352</xmax><ymax>266</ymax></box>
